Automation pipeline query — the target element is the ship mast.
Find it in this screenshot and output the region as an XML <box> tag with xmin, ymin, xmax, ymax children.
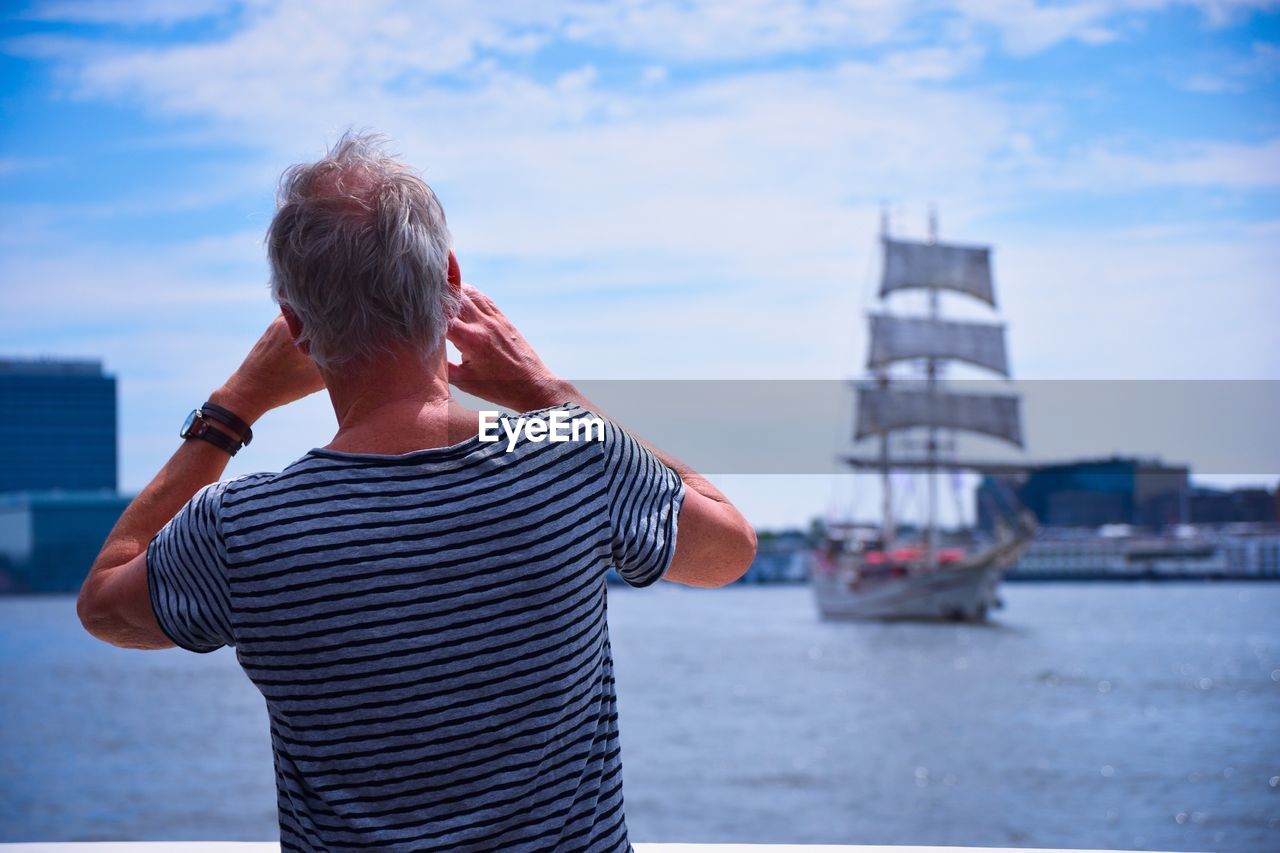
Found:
<box><xmin>878</xmin><ymin>206</ymin><xmax>894</xmax><ymax>550</ymax></box>
<box><xmin>855</xmin><ymin>207</ymin><xmax>1023</xmax><ymax>570</ymax></box>
<box><xmin>925</xmin><ymin>207</ymin><xmax>939</xmax><ymax>570</ymax></box>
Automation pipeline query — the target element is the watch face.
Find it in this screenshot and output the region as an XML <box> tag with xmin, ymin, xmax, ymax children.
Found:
<box><xmin>180</xmin><ymin>409</ymin><xmax>199</xmax><ymax>437</ymax></box>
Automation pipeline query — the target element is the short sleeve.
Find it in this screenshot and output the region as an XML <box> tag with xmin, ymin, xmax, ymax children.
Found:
<box><xmin>146</xmin><ymin>479</ymin><xmax>235</xmax><ymax>653</ymax></box>
<box><xmin>599</xmin><ymin>416</ymin><xmax>686</xmax><ymax>588</ymax></box>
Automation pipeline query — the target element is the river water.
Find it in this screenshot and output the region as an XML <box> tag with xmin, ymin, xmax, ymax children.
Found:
<box><xmin>1</xmin><ymin>583</ymin><xmax>1277</xmax><ymax>851</ymax></box>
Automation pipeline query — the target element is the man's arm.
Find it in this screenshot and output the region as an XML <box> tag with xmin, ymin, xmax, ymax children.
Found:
<box><xmin>77</xmin><ymin>315</ymin><xmax>324</xmax><ymax>649</ymax></box>
<box><xmin>447</xmin><ymin>283</ymin><xmax>757</xmax><ymax>588</ymax></box>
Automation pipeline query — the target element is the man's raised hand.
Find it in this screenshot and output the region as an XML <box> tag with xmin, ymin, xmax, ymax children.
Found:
<box><xmin>446</xmin><ymin>283</ymin><xmax>568</xmax><ymax>413</ymax></box>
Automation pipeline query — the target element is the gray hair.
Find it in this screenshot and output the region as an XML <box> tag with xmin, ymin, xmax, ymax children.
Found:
<box><xmin>266</xmin><ymin>131</ymin><xmax>459</xmax><ymax>369</ymax></box>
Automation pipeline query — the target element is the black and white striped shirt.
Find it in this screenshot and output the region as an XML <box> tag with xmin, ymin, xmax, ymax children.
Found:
<box><xmin>146</xmin><ymin>402</ymin><xmax>685</xmax><ymax>852</ymax></box>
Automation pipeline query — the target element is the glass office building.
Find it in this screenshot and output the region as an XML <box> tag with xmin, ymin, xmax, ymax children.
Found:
<box><xmin>0</xmin><ymin>358</ymin><xmax>117</xmax><ymax>492</ymax></box>
<box><xmin>0</xmin><ymin>358</ymin><xmax>124</xmax><ymax>593</ymax></box>
<box><xmin>975</xmin><ymin>456</ymin><xmax>1190</xmax><ymax>531</ymax></box>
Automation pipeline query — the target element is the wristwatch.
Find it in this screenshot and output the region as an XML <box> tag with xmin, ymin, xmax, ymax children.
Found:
<box><xmin>180</xmin><ymin>401</ymin><xmax>254</xmax><ymax>456</ymax></box>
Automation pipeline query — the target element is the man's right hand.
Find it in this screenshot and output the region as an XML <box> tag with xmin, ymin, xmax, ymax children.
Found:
<box><xmin>446</xmin><ymin>283</ymin><xmax>571</xmax><ymax>413</ymax></box>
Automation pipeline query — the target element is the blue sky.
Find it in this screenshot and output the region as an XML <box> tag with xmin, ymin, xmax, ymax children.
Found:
<box><xmin>1</xmin><ymin>0</ymin><xmax>1277</xmax><ymax>527</ymax></box>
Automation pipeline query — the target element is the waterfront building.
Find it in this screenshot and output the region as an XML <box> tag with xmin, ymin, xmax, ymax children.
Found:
<box><xmin>1187</xmin><ymin>485</ymin><xmax>1278</xmax><ymax>524</ymax></box>
<box><xmin>977</xmin><ymin>457</ymin><xmax>1277</xmax><ymax>534</ymax></box>
<box><xmin>0</xmin><ymin>357</ymin><xmax>127</xmax><ymax>594</ymax></box>
<box><xmin>0</xmin><ymin>358</ymin><xmax>117</xmax><ymax>492</ymax></box>
<box><xmin>1005</xmin><ymin>523</ymin><xmax>1280</xmax><ymax>580</ymax></box>
<box><xmin>976</xmin><ymin>457</ymin><xmax>1189</xmax><ymax>531</ymax></box>
<box><xmin>1212</xmin><ymin>526</ymin><xmax>1280</xmax><ymax>577</ymax></box>
<box><xmin>742</xmin><ymin>530</ymin><xmax>811</xmax><ymax>583</ymax></box>
<box><xmin>0</xmin><ymin>490</ymin><xmax>133</xmax><ymax>593</ymax></box>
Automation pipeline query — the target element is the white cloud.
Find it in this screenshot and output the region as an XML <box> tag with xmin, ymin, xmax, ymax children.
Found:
<box><xmin>880</xmin><ymin>44</ymin><xmax>987</xmax><ymax>81</ymax></box>
<box><xmin>22</xmin><ymin>0</ymin><xmax>233</xmax><ymax>27</ymax></box>
<box><xmin>7</xmin><ymin>3</ymin><xmax>1278</xmax><ymax>363</ymax></box>
<box><xmin>1185</xmin><ymin>0</ymin><xmax>1280</xmax><ymax>28</ymax></box>
<box><xmin>950</xmin><ymin>0</ymin><xmax>1120</xmax><ymax>55</ymax></box>
<box><xmin>0</xmin><ymin>230</ymin><xmax>268</xmax><ymax>337</ymax></box>
<box><xmin>1039</xmin><ymin>137</ymin><xmax>1280</xmax><ymax>190</ymax></box>
<box><xmin>559</xmin><ymin>0</ymin><xmax>909</xmax><ymax>61</ymax></box>
<box><xmin>7</xmin><ymin>0</ymin><xmax>1280</xmax><ymax>515</ymax></box>
<box><xmin>0</xmin><ymin>155</ymin><xmax>61</xmax><ymax>175</ymax></box>
<box><xmin>640</xmin><ymin>65</ymin><xmax>668</xmax><ymax>86</ymax></box>
<box><xmin>996</xmin><ymin>221</ymin><xmax>1280</xmax><ymax>380</ymax></box>
<box><xmin>1176</xmin><ymin>39</ymin><xmax>1280</xmax><ymax>92</ymax></box>
<box><xmin>552</xmin><ymin>0</ymin><xmax>1253</xmax><ymax>62</ymax></box>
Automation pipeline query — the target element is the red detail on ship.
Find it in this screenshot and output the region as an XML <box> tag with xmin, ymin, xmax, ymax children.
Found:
<box><xmin>863</xmin><ymin>546</ymin><xmax>966</xmax><ymax>567</ymax></box>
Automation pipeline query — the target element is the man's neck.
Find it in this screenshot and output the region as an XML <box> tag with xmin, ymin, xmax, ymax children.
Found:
<box><xmin>319</xmin><ymin>342</ymin><xmax>478</xmax><ymax>454</ymax></box>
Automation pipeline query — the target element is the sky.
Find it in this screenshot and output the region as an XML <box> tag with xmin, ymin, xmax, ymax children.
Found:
<box><xmin>1</xmin><ymin>0</ymin><xmax>1277</xmax><ymax>528</ymax></box>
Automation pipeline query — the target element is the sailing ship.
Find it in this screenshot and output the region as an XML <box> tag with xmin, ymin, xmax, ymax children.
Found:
<box><xmin>812</xmin><ymin>211</ymin><xmax>1036</xmax><ymax>621</ymax></box>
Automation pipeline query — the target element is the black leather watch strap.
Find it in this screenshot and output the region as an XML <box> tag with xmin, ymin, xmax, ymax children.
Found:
<box><xmin>184</xmin><ymin>417</ymin><xmax>243</xmax><ymax>456</ymax></box>
<box><xmin>200</xmin><ymin>401</ymin><xmax>254</xmax><ymax>446</ymax></box>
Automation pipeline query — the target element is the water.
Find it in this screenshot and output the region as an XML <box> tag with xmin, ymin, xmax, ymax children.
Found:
<box><xmin>1</xmin><ymin>583</ymin><xmax>1277</xmax><ymax>851</ymax></box>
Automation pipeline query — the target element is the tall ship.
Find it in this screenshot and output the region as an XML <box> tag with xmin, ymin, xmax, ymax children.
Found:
<box><xmin>812</xmin><ymin>211</ymin><xmax>1036</xmax><ymax>621</ymax></box>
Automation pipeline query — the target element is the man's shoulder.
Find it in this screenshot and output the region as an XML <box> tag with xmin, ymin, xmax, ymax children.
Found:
<box><xmin>214</xmin><ymin>469</ymin><xmax>293</xmax><ymax>505</ymax></box>
<box><xmin>516</xmin><ymin>401</ymin><xmax>609</xmax><ymax>439</ymax></box>
<box><xmin>512</xmin><ymin>400</ymin><xmax>593</xmax><ymax>420</ymax></box>
<box><xmin>486</xmin><ymin>401</ymin><xmax>611</xmax><ymax>461</ymax></box>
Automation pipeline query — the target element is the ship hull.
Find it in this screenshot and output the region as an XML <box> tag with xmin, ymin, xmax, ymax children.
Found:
<box><xmin>812</xmin><ymin>560</ymin><xmax>1005</xmax><ymax>622</ymax></box>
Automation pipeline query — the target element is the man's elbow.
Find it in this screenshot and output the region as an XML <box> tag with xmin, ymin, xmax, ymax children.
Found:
<box><xmin>76</xmin><ymin>574</ymin><xmax>113</xmax><ymax>643</ymax></box>
<box><xmin>733</xmin><ymin>521</ymin><xmax>759</xmax><ymax>581</ymax></box>
<box><xmin>707</xmin><ymin>518</ymin><xmax>758</xmax><ymax>588</ymax></box>
<box><xmin>76</xmin><ymin>564</ymin><xmax>172</xmax><ymax>650</ymax></box>
<box><xmin>77</xmin><ymin>571</ymin><xmax>141</xmax><ymax>647</ymax></box>
<box><xmin>77</xmin><ymin>581</ymin><xmax>99</xmax><ymax>635</ymax></box>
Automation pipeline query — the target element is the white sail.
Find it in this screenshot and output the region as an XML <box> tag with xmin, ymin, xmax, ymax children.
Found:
<box><xmin>867</xmin><ymin>314</ymin><xmax>1009</xmax><ymax>376</ymax></box>
<box><xmin>880</xmin><ymin>237</ymin><xmax>995</xmax><ymax>305</ymax></box>
<box><xmin>855</xmin><ymin>386</ymin><xmax>1023</xmax><ymax>447</ymax></box>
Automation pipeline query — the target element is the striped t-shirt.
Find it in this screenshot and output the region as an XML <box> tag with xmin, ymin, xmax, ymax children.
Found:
<box><xmin>146</xmin><ymin>402</ymin><xmax>685</xmax><ymax>852</ymax></box>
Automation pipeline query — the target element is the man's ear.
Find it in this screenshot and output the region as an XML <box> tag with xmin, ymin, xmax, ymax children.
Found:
<box><xmin>447</xmin><ymin>250</ymin><xmax>462</xmax><ymax>291</ymax></box>
<box><xmin>279</xmin><ymin>304</ymin><xmax>310</xmax><ymax>354</ymax></box>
